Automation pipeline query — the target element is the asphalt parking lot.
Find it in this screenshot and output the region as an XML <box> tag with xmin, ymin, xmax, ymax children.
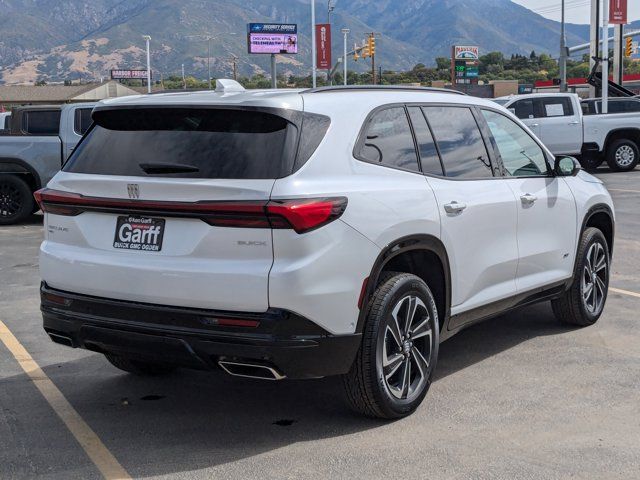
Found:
<box><xmin>1</xmin><ymin>169</ymin><xmax>639</xmax><ymax>480</ymax></box>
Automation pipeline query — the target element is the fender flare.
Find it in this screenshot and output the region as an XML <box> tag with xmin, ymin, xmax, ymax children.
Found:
<box><xmin>357</xmin><ymin>234</ymin><xmax>452</xmax><ymax>334</ymax></box>
<box><xmin>0</xmin><ymin>157</ymin><xmax>42</xmax><ymax>190</ymax></box>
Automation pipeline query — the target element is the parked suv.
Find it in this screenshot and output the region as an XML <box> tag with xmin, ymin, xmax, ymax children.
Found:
<box><xmin>37</xmin><ymin>82</ymin><xmax>614</xmax><ymax>419</ymax></box>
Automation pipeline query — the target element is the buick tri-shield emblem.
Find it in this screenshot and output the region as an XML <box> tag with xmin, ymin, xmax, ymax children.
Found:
<box><xmin>127</xmin><ymin>184</ymin><xmax>140</xmax><ymax>199</ymax></box>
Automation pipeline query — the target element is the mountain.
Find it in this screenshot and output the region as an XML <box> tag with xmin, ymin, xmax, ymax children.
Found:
<box><xmin>0</xmin><ymin>0</ymin><xmax>626</xmax><ymax>84</ymax></box>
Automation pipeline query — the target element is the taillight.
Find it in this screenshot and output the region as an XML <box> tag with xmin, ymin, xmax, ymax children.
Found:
<box><xmin>34</xmin><ymin>188</ymin><xmax>347</xmax><ymax>234</ymax></box>
<box><xmin>266</xmin><ymin>197</ymin><xmax>348</xmax><ymax>233</ymax></box>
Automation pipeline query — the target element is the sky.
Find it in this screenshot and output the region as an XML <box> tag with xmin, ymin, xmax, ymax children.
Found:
<box><xmin>512</xmin><ymin>0</ymin><xmax>640</xmax><ymax>24</ymax></box>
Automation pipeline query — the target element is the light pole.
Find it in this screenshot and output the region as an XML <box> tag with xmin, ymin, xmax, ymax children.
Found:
<box><xmin>311</xmin><ymin>0</ymin><xmax>317</xmax><ymax>87</ymax></box>
<box><xmin>559</xmin><ymin>0</ymin><xmax>568</xmax><ymax>92</ymax></box>
<box><xmin>341</xmin><ymin>28</ymin><xmax>349</xmax><ymax>86</ymax></box>
<box><xmin>142</xmin><ymin>35</ymin><xmax>151</xmax><ymax>93</ymax></box>
<box><xmin>327</xmin><ymin>1</ymin><xmax>334</xmax><ymax>24</ymax></box>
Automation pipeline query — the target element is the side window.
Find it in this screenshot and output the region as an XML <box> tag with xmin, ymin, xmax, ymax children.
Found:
<box><xmin>23</xmin><ymin>110</ymin><xmax>60</xmax><ymax>135</ymax></box>
<box><xmin>74</xmin><ymin>108</ymin><xmax>93</xmax><ymax>135</ymax></box>
<box><xmin>423</xmin><ymin>106</ymin><xmax>493</xmax><ymax>179</ymax></box>
<box><xmin>407</xmin><ymin>107</ymin><xmax>443</xmax><ymax>176</ymax></box>
<box><xmin>541</xmin><ymin>97</ymin><xmax>574</xmax><ymax>117</ymax></box>
<box><xmin>482</xmin><ymin>110</ymin><xmax>549</xmax><ymax>177</ymax></box>
<box><xmin>357</xmin><ymin>107</ymin><xmax>420</xmax><ymax>172</ymax></box>
<box><xmin>510</xmin><ymin>99</ymin><xmax>535</xmax><ymax>120</ymax></box>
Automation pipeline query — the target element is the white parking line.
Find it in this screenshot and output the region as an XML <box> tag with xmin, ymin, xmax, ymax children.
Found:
<box><xmin>0</xmin><ymin>320</ymin><xmax>131</xmax><ymax>480</ymax></box>
<box><xmin>609</xmin><ymin>287</ymin><xmax>640</xmax><ymax>299</ymax></box>
<box><xmin>607</xmin><ymin>188</ymin><xmax>640</xmax><ymax>194</ymax></box>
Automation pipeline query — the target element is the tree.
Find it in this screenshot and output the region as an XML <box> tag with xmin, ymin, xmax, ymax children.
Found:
<box><xmin>435</xmin><ymin>57</ymin><xmax>450</xmax><ymax>71</ymax></box>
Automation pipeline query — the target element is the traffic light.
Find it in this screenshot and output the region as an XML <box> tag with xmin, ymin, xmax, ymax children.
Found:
<box><xmin>361</xmin><ymin>40</ymin><xmax>370</xmax><ymax>59</ymax></box>
<box><xmin>368</xmin><ymin>35</ymin><xmax>376</xmax><ymax>56</ymax></box>
<box><xmin>625</xmin><ymin>37</ymin><xmax>633</xmax><ymax>57</ymax></box>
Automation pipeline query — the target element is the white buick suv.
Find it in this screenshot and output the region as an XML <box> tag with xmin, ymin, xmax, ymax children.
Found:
<box><xmin>36</xmin><ymin>81</ymin><xmax>614</xmax><ymax>419</ymax></box>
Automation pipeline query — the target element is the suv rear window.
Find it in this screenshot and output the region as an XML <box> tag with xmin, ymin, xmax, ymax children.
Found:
<box><xmin>64</xmin><ymin>108</ymin><xmax>300</xmax><ymax>179</ymax></box>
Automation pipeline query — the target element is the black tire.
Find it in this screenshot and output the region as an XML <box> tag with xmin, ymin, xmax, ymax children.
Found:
<box><xmin>105</xmin><ymin>354</ymin><xmax>175</xmax><ymax>376</ymax></box>
<box><xmin>551</xmin><ymin>227</ymin><xmax>610</xmax><ymax>327</ymax></box>
<box><xmin>342</xmin><ymin>273</ymin><xmax>439</xmax><ymax>419</ymax></box>
<box><xmin>606</xmin><ymin>139</ymin><xmax>639</xmax><ymax>172</ymax></box>
<box><xmin>0</xmin><ymin>174</ymin><xmax>34</xmax><ymax>225</ymax></box>
<box><xmin>578</xmin><ymin>154</ymin><xmax>603</xmax><ymax>171</ymax></box>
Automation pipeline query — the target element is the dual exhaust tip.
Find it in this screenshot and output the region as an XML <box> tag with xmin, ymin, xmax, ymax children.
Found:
<box><xmin>47</xmin><ymin>331</ymin><xmax>285</xmax><ymax>381</ymax></box>
<box><xmin>218</xmin><ymin>360</ymin><xmax>285</xmax><ymax>381</ymax></box>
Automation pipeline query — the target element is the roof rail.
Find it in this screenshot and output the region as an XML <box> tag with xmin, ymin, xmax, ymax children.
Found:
<box><xmin>302</xmin><ymin>85</ymin><xmax>467</xmax><ymax>95</ymax></box>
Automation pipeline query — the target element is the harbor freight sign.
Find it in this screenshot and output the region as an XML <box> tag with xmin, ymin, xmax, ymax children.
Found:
<box><xmin>247</xmin><ymin>23</ymin><xmax>298</xmax><ymax>54</ymax></box>
<box><xmin>111</xmin><ymin>69</ymin><xmax>150</xmax><ymax>80</ymax></box>
<box><xmin>609</xmin><ymin>0</ymin><xmax>628</xmax><ymax>25</ymax></box>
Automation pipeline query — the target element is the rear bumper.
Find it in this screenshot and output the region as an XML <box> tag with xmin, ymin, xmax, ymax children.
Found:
<box><xmin>40</xmin><ymin>283</ymin><xmax>361</xmax><ymax>380</ymax></box>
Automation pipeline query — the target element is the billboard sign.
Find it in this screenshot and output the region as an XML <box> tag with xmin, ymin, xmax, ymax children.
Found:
<box><xmin>609</xmin><ymin>0</ymin><xmax>628</xmax><ymax>24</ymax></box>
<box><xmin>315</xmin><ymin>24</ymin><xmax>332</xmax><ymax>69</ymax></box>
<box><xmin>454</xmin><ymin>45</ymin><xmax>479</xmax><ymax>60</ymax></box>
<box><xmin>247</xmin><ymin>23</ymin><xmax>298</xmax><ymax>54</ymax></box>
<box><xmin>111</xmin><ymin>69</ymin><xmax>150</xmax><ymax>80</ymax></box>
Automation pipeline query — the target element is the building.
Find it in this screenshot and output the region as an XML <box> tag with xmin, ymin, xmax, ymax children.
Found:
<box><xmin>0</xmin><ymin>81</ymin><xmax>142</xmax><ymax>109</ymax></box>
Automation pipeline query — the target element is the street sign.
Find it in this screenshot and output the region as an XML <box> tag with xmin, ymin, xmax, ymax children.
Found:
<box><xmin>518</xmin><ymin>84</ymin><xmax>533</xmax><ymax>94</ymax></box>
<box><xmin>111</xmin><ymin>69</ymin><xmax>150</xmax><ymax>80</ymax></box>
<box><xmin>315</xmin><ymin>24</ymin><xmax>332</xmax><ymax>69</ymax></box>
<box><xmin>247</xmin><ymin>23</ymin><xmax>298</xmax><ymax>54</ymax></box>
<box><xmin>609</xmin><ymin>0</ymin><xmax>628</xmax><ymax>25</ymax></box>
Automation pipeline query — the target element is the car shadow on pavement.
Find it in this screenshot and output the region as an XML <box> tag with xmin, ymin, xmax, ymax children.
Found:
<box><xmin>6</xmin><ymin>302</ymin><xmax>573</xmax><ymax>478</ymax></box>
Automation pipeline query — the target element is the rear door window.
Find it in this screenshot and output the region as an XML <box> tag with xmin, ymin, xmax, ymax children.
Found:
<box><xmin>64</xmin><ymin>108</ymin><xmax>299</xmax><ymax>179</ymax></box>
<box><xmin>74</xmin><ymin>108</ymin><xmax>93</xmax><ymax>135</ymax></box>
<box><xmin>422</xmin><ymin>106</ymin><xmax>493</xmax><ymax>179</ymax></box>
<box><xmin>22</xmin><ymin>110</ymin><xmax>60</xmax><ymax>135</ymax></box>
<box><xmin>356</xmin><ymin>107</ymin><xmax>420</xmax><ymax>172</ymax></box>
<box><xmin>541</xmin><ymin>97</ymin><xmax>573</xmax><ymax>117</ymax></box>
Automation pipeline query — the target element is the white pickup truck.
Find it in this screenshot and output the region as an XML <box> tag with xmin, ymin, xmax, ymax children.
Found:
<box><xmin>496</xmin><ymin>92</ymin><xmax>640</xmax><ymax>171</ymax></box>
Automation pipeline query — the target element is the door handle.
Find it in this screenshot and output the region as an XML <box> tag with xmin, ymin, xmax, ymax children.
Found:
<box><xmin>568</xmin><ymin>121</ymin><xmax>580</xmax><ymax>125</ymax></box>
<box><xmin>444</xmin><ymin>201</ymin><xmax>467</xmax><ymax>214</ymax></box>
<box><xmin>530</xmin><ymin>123</ymin><xmax>539</xmax><ymax>127</ymax></box>
<box><xmin>520</xmin><ymin>193</ymin><xmax>538</xmax><ymax>205</ymax></box>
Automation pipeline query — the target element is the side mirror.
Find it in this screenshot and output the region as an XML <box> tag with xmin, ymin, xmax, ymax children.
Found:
<box><xmin>554</xmin><ymin>156</ymin><xmax>581</xmax><ymax>177</ymax></box>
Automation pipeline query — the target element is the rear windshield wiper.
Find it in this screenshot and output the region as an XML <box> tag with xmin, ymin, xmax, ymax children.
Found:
<box><xmin>139</xmin><ymin>162</ymin><xmax>200</xmax><ymax>174</ymax></box>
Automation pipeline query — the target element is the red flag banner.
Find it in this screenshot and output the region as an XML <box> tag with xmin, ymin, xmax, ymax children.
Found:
<box><xmin>315</xmin><ymin>24</ymin><xmax>332</xmax><ymax>70</ymax></box>
<box><xmin>610</xmin><ymin>0</ymin><xmax>628</xmax><ymax>24</ymax></box>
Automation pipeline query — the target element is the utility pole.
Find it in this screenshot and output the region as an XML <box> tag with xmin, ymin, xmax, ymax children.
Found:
<box><xmin>614</xmin><ymin>24</ymin><xmax>624</xmax><ymax>84</ymax></box>
<box><xmin>602</xmin><ymin>0</ymin><xmax>609</xmax><ymax>113</ymax></box>
<box><xmin>207</xmin><ymin>37</ymin><xmax>212</xmax><ymax>90</ymax></box>
<box><xmin>143</xmin><ymin>35</ymin><xmax>151</xmax><ymax>93</ymax></box>
<box><xmin>231</xmin><ymin>55</ymin><xmax>238</xmax><ymax>80</ymax></box>
<box><xmin>327</xmin><ymin>1</ymin><xmax>334</xmax><ymax>84</ymax></box>
<box><xmin>181</xmin><ymin>63</ymin><xmax>186</xmax><ymax>89</ymax></box>
<box><xmin>590</xmin><ymin>0</ymin><xmax>600</xmax><ymax>97</ymax></box>
<box><xmin>271</xmin><ymin>54</ymin><xmax>277</xmax><ymax>89</ymax></box>
<box><xmin>559</xmin><ymin>0</ymin><xmax>568</xmax><ymax>92</ymax></box>
<box><xmin>311</xmin><ymin>0</ymin><xmax>317</xmax><ymax>87</ymax></box>
<box><xmin>185</xmin><ymin>33</ymin><xmax>236</xmax><ymax>90</ymax></box>
<box><xmin>341</xmin><ymin>28</ymin><xmax>349</xmax><ymax>86</ymax></box>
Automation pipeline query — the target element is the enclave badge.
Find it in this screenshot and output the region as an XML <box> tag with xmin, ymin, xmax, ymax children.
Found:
<box><xmin>127</xmin><ymin>184</ymin><xmax>140</xmax><ymax>199</ymax></box>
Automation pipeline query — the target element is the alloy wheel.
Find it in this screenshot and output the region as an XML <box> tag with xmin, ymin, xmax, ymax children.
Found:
<box><xmin>0</xmin><ymin>182</ymin><xmax>22</xmax><ymax>219</ymax></box>
<box><xmin>615</xmin><ymin>145</ymin><xmax>635</xmax><ymax>167</ymax></box>
<box><xmin>581</xmin><ymin>242</ymin><xmax>608</xmax><ymax>315</ymax></box>
<box><xmin>382</xmin><ymin>295</ymin><xmax>433</xmax><ymax>401</ymax></box>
